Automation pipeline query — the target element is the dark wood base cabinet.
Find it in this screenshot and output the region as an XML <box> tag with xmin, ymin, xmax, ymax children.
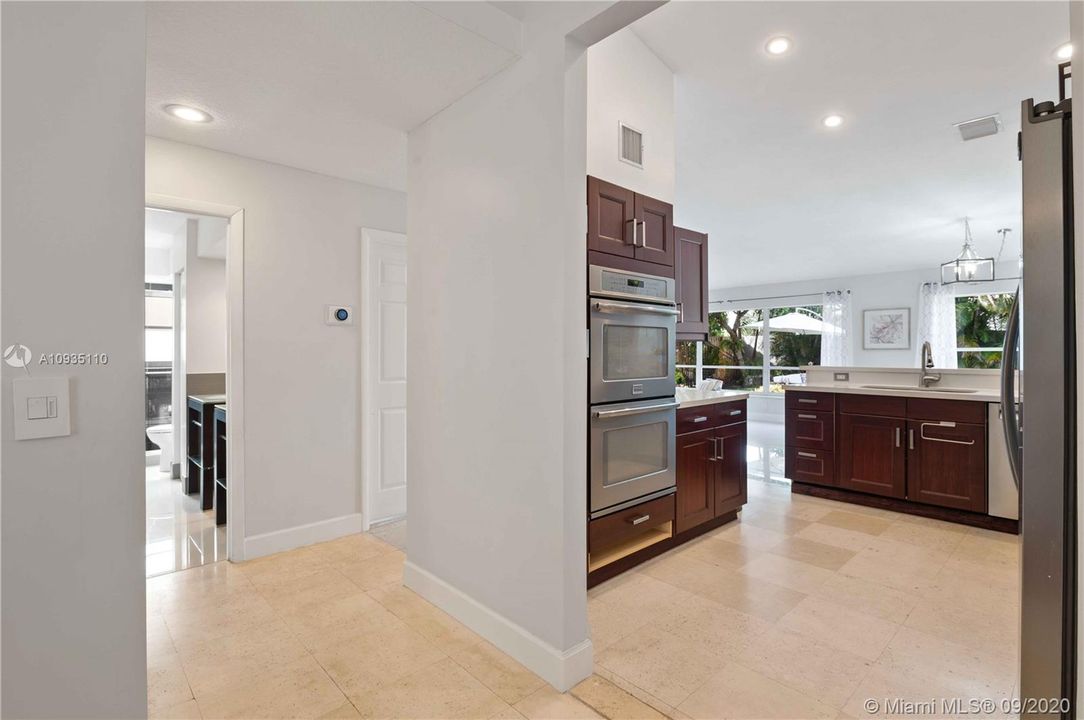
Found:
<box><xmin>785</xmin><ymin>391</ymin><xmax>998</xmax><ymax>526</ymax></box>
<box><xmin>676</xmin><ymin>403</ymin><xmax>747</xmax><ymax>533</ymax></box>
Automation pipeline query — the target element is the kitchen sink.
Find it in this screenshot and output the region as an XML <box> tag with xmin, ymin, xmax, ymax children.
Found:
<box><xmin>860</xmin><ymin>384</ymin><xmax>978</xmax><ymax>394</ymax></box>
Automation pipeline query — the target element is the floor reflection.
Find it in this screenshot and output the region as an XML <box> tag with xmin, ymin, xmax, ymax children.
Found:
<box><xmin>747</xmin><ymin>420</ymin><xmax>787</xmax><ymax>485</ymax></box>
<box><xmin>146</xmin><ymin>464</ymin><xmax>225</xmax><ymax>577</ymax></box>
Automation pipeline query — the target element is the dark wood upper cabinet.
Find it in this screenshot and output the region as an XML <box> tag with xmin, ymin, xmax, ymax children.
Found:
<box><xmin>838</xmin><ymin>414</ymin><xmax>906</xmax><ymax>499</ymax></box>
<box><xmin>634</xmin><ymin>193</ymin><xmax>675</xmax><ymax>267</ymax></box>
<box><xmin>676</xmin><ymin>429</ymin><xmax>716</xmax><ymax>533</ymax></box>
<box><xmin>675</xmin><ymin>227</ymin><xmax>708</xmax><ymax>337</ymax></box>
<box><xmin>907</xmin><ymin>420</ymin><xmax>986</xmax><ymax>512</ymax></box>
<box><xmin>587</xmin><ymin>176</ymin><xmax>635</xmax><ymax>258</ymax></box>
<box><xmin>714</xmin><ymin>422</ymin><xmax>747</xmax><ymax>515</ymax></box>
<box><xmin>588</xmin><ymin>176</ymin><xmax>674</xmax><ymax>270</ymax></box>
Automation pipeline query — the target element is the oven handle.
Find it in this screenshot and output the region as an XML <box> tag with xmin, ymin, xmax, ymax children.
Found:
<box><xmin>593</xmin><ymin>401</ymin><xmax>680</xmax><ymax>419</ymax></box>
<box><xmin>592</xmin><ymin>300</ymin><xmax>679</xmax><ymax>316</ymax></box>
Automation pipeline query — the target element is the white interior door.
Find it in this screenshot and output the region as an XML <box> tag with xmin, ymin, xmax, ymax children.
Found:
<box><xmin>362</xmin><ymin>229</ymin><xmax>407</xmax><ymax>526</ymax></box>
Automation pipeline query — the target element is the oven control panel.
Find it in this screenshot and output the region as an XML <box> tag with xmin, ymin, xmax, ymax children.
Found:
<box><xmin>590</xmin><ymin>266</ymin><xmax>675</xmax><ymax>304</ymax></box>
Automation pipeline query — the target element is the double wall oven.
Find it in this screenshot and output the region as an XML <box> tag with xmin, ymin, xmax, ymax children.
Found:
<box><xmin>588</xmin><ymin>265</ymin><xmax>678</xmax><ymax>518</ymax></box>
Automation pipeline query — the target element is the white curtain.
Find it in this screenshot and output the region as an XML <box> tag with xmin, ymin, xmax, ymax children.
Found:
<box><xmin>820</xmin><ymin>290</ymin><xmax>853</xmax><ymax>365</ymax></box>
<box><xmin>916</xmin><ymin>282</ymin><xmax>957</xmax><ymax>368</ymax></box>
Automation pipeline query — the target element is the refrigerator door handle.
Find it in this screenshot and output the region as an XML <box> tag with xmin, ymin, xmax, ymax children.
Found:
<box><xmin>1000</xmin><ymin>289</ymin><xmax>1023</xmax><ymax>490</ymax></box>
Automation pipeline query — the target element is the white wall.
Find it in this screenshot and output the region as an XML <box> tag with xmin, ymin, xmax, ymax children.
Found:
<box><xmin>146</xmin><ymin>137</ymin><xmax>406</xmax><ymax>551</ymax></box>
<box><xmin>184</xmin><ymin>218</ymin><xmax>228</xmax><ymax>375</ymax></box>
<box><xmin>713</xmin><ymin>262</ymin><xmax>1021</xmax><ymax>368</ymax></box>
<box><xmin>2</xmin><ymin>3</ymin><xmax>148</xmax><ymax>717</ymax></box>
<box><xmin>406</xmin><ymin>4</ymin><xmax>616</xmax><ymax>690</ymax></box>
<box><xmin>587</xmin><ymin>28</ymin><xmax>675</xmax><ymax>201</ymax></box>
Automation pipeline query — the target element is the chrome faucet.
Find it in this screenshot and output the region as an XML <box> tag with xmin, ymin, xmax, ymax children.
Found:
<box><xmin>920</xmin><ymin>341</ymin><xmax>942</xmax><ymax>387</ymax></box>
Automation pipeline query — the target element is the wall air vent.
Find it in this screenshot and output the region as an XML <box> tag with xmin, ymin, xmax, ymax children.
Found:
<box><xmin>953</xmin><ymin>113</ymin><xmax>1002</xmax><ymax>141</ymax></box>
<box><xmin>619</xmin><ymin>122</ymin><xmax>644</xmax><ymax>168</ymax></box>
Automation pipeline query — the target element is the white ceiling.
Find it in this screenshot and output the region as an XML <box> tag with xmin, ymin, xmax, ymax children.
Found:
<box><xmin>146</xmin><ymin>2</ymin><xmax>520</xmax><ymax>191</ymax></box>
<box><xmin>632</xmin><ymin>1</ymin><xmax>1070</xmax><ymax>289</ymax></box>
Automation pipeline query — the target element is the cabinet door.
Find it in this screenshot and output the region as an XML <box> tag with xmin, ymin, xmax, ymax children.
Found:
<box><xmin>838</xmin><ymin>414</ymin><xmax>906</xmax><ymax>498</ymax></box>
<box><xmin>587</xmin><ymin>176</ymin><xmax>635</xmax><ymax>258</ymax></box>
<box><xmin>676</xmin><ymin>429</ymin><xmax>715</xmax><ymax>533</ymax></box>
<box><xmin>675</xmin><ymin>227</ymin><xmax>708</xmax><ymax>336</ymax></box>
<box><xmin>714</xmin><ymin>423</ymin><xmax>748</xmax><ymax>515</ymax></box>
<box><xmin>634</xmin><ymin>193</ymin><xmax>675</xmax><ymax>267</ymax></box>
<box><xmin>907</xmin><ymin>420</ymin><xmax>986</xmax><ymax>512</ymax></box>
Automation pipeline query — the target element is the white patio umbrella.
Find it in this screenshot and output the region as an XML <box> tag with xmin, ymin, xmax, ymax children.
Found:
<box><xmin>765</xmin><ymin>312</ymin><xmax>839</xmax><ymax>335</ymax></box>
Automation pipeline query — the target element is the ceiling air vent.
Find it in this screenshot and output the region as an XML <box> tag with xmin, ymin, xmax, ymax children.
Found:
<box><xmin>954</xmin><ymin>114</ymin><xmax>1002</xmax><ymax>141</ymax></box>
<box><xmin>620</xmin><ymin>122</ymin><xmax>644</xmax><ymax>168</ymax></box>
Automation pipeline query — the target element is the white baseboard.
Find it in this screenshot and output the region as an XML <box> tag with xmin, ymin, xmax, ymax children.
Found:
<box><xmin>403</xmin><ymin>560</ymin><xmax>593</xmax><ymax>691</ymax></box>
<box><xmin>243</xmin><ymin>513</ymin><xmax>364</xmax><ymax>560</ymax></box>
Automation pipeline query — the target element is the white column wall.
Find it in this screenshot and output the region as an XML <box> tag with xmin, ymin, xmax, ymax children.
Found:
<box><xmin>405</xmin><ymin>13</ymin><xmax>595</xmax><ymax>691</ymax></box>
<box><xmin>1</xmin><ymin>3</ymin><xmax>149</xmax><ymax>716</ymax></box>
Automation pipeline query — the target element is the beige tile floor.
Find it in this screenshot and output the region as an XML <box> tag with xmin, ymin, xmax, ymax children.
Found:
<box><xmin>147</xmin><ymin>464</ymin><xmax>227</xmax><ymax>578</ymax></box>
<box><xmin>591</xmin><ymin>479</ymin><xmax>1021</xmax><ymax>719</ymax></box>
<box><xmin>149</xmin><ymin>481</ymin><xmax>1020</xmax><ymax>719</ymax></box>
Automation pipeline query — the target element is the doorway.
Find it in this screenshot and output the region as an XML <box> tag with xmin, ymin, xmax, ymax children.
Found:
<box><xmin>361</xmin><ymin>228</ymin><xmax>408</xmax><ymax>536</ymax></box>
<box><xmin>144</xmin><ymin>198</ymin><xmax>245</xmax><ymax>574</ymax></box>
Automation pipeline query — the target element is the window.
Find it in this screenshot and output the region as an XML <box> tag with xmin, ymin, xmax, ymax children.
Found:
<box><xmin>676</xmin><ymin>303</ymin><xmax>826</xmax><ymax>393</ymax></box>
<box><xmin>955</xmin><ymin>293</ymin><xmax>1013</xmax><ymax>368</ymax></box>
<box><xmin>768</xmin><ymin>306</ymin><xmax>822</xmax><ymax>392</ymax></box>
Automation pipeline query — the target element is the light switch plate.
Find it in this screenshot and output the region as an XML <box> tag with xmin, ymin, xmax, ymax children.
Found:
<box><xmin>834</xmin><ymin>372</ymin><xmax>850</xmax><ymax>382</ymax></box>
<box><xmin>13</xmin><ymin>376</ymin><xmax>71</xmax><ymax>440</ymax></box>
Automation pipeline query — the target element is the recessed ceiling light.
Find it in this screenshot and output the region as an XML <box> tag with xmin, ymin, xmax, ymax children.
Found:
<box><xmin>1055</xmin><ymin>42</ymin><xmax>1073</xmax><ymax>60</ymax></box>
<box><xmin>822</xmin><ymin>114</ymin><xmax>844</xmax><ymax>128</ymax></box>
<box><xmin>164</xmin><ymin>104</ymin><xmax>213</xmax><ymax>123</ymax></box>
<box><xmin>765</xmin><ymin>36</ymin><xmax>791</xmax><ymax>55</ymax></box>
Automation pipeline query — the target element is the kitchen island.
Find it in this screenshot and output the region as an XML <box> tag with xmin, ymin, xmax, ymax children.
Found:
<box><xmin>588</xmin><ymin>388</ymin><xmax>749</xmax><ymax>587</ymax></box>
<box><xmin>784</xmin><ymin>367</ymin><xmax>1017</xmax><ymax>533</ymax></box>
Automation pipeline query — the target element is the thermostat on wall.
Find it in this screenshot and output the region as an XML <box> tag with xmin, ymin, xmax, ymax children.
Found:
<box><xmin>326</xmin><ymin>305</ymin><xmax>354</xmax><ymax>325</ymax></box>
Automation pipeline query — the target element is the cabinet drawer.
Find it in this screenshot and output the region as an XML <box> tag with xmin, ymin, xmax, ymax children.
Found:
<box><xmin>785</xmin><ymin>409</ymin><xmax>834</xmax><ymax>451</ymax></box>
<box><xmin>839</xmin><ymin>393</ymin><xmax>906</xmax><ymax>418</ymax></box>
<box><xmin>906</xmin><ymin>398</ymin><xmax>986</xmax><ymax>424</ymax></box>
<box><xmin>677</xmin><ymin>405</ymin><xmax>719</xmax><ymax>435</ymax></box>
<box><xmin>786</xmin><ymin>446</ymin><xmax>835</xmax><ymax>486</ymax></box>
<box><xmin>589</xmin><ymin>493</ymin><xmax>675</xmax><ymax>553</ymax></box>
<box><xmin>785</xmin><ymin>392</ymin><xmax>834</xmax><ymax>412</ymax></box>
<box><xmin>676</xmin><ymin>400</ymin><xmax>746</xmax><ymax>434</ymax></box>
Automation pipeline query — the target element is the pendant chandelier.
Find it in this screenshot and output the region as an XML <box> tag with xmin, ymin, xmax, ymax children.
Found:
<box><xmin>941</xmin><ymin>217</ymin><xmax>995</xmax><ymax>284</ymax></box>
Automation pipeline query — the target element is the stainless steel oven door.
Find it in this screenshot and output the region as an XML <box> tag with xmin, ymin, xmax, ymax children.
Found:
<box><xmin>590</xmin><ymin>398</ymin><xmax>677</xmax><ymax>516</ymax></box>
<box><xmin>589</xmin><ymin>298</ymin><xmax>677</xmax><ymax>404</ymax></box>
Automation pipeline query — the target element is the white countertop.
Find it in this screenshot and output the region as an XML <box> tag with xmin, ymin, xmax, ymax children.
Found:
<box><xmin>789</xmin><ymin>383</ymin><xmax>1001</xmax><ymax>403</ymax></box>
<box><xmin>676</xmin><ymin>387</ymin><xmax>749</xmax><ymax>408</ymax></box>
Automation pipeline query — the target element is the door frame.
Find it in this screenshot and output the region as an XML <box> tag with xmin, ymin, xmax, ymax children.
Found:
<box><xmin>146</xmin><ymin>193</ymin><xmax>247</xmax><ymax>561</ymax></box>
<box><xmin>359</xmin><ymin>227</ymin><xmax>407</xmax><ymax>531</ymax></box>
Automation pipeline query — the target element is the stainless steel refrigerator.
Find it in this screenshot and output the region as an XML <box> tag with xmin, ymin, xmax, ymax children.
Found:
<box><xmin>1003</xmin><ymin>84</ymin><xmax>1075</xmax><ymax>711</ymax></box>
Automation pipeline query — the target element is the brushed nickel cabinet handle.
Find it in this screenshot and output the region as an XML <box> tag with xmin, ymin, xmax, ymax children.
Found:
<box><xmin>908</xmin><ymin>428</ymin><xmax>915</xmax><ymax>450</ymax></box>
<box><xmin>895</xmin><ymin>427</ymin><xmax>901</xmax><ymax>447</ymax></box>
<box><xmin>693</xmin><ymin>415</ymin><xmax>709</xmax><ymax>423</ymax></box>
<box><xmin>797</xmin><ymin>413</ymin><xmax>817</xmax><ymax>420</ymax></box>
<box><xmin>797</xmin><ymin>451</ymin><xmax>817</xmax><ymax>459</ymax></box>
<box><xmin>629</xmin><ymin>514</ymin><xmax>651</xmax><ymax>525</ymax></box>
<box><xmin>729</xmin><ymin>410</ymin><xmax>742</xmax><ymax>416</ymax></box>
<box><xmin>920</xmin><ymin>421</ymin><xmax>976</xmax><ymax>445</ymax></box>
<box><xmin>678</xmin><ymin>303</ymin><xmax>684</xmax><ymax>323</ymax></box>
<box><xmin>626</xmin><ymin>218</ymin><xmax>637</xmax><ymax>247</ymax></box>
<box><xmin>717</xmin><ymin>437</ymin><xmax>725</xmax><ymax>460</ymax></box>
<box><xmin>798</xmin><ymin>398</ymin><xmax>817</xmax><ymax>404</ymax></box>
<box><xmin>708</xmin><ymin>437</ymin><xmax>718</xmax><ymax>462</ymax></box>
